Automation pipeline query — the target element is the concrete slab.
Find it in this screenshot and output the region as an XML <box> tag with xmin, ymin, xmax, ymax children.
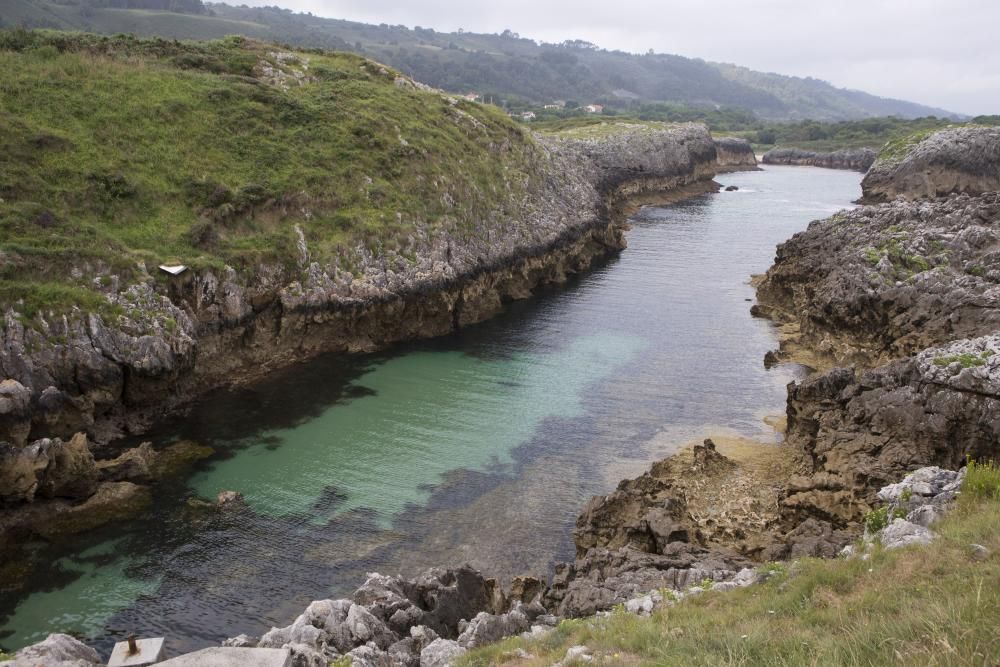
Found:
<box><xmin>107</xmin><ymin>637</ymin><xmax>165</xmax><ymax>666</ymax></box>
<box><xmin>155</xmin><ymin>647</ymin><xmax>292</xmax><ymax>667</ymax></box>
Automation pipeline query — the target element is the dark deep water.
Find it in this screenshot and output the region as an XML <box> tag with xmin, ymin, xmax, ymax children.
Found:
<box><xmin>0</xmin><ymin>166</ymin><xmax>862</xmax><ymax>655</ymax></box>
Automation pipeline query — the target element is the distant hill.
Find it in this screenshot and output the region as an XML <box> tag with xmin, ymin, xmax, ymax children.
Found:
<box><xmin>1</xmin><ymin>0</ymin><xmax>962</xmax><ymax>121</ymax></box>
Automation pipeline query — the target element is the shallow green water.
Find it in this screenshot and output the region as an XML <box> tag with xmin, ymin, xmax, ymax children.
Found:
<box><xmin>189</xmin><ymin>334</ymin><xmax>643</xmax><ymax>525</ymax></box>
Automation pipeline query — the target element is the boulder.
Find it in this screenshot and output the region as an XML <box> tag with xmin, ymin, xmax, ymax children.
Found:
<box><xmin>11</xmin><ymin>633</ymin><xmax>101</xmax><ymax>666</ymax></box>
<box><xmin>456</xmin><ymin>609</ymin><xmax>530</xmax><ymax>649</ymax></box>
<box><xmin>877</xmin><ymin>518</ymin><xmax>936</xmax><ymax>549</ymax></box>
<box><xmin>96</xmin><ymin>442</ymin><xmax>157</xmax><ymax>482</ymax></box>
<box><xmin>36</xmin><ymin>433</ymin><xmax>99</xmax><ymax>500</ymax></box>
<box><xmin>419</xmin><ymin>638</ymin><xmax>465</xmax><ymax>667</ymax></box>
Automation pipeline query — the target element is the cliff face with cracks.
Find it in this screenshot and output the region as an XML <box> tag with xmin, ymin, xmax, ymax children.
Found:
<box><xmin>762</xmin><ymin>147</ymin><xmax>877</xmax><ymax>171</ymax></box>
<box><xmin>0</xmin><ymin>123</ymin><xmax>721</xmax><ymax>479</ymax></box>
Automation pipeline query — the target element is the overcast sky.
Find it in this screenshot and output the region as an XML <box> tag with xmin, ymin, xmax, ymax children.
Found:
<box><xmin>237</xmin><ymin>0</ymin><xmax>998</xmax><ymax>115</ymax></box>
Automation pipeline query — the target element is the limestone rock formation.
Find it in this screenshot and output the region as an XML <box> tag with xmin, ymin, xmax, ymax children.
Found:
<box><xmin>713</xmin><ymin>137</ymin><xmax>758</xmax><ymax>170</ymax></box>
<box><xmin>762</xmin><ymin>147</ymin><xmax>876</xmax><ymax>171</ymax></box>
<box><xmin>781</xmin><ymin>335</ymin><xmax>1000</xmax><ymax>526</ymax></box>
<box><xmin>862</xmin><ymin>126</ymin><xmax>1000</xmax><ymax>202</ymax></box>
<box><xmin>754</xmin><ymin>192</ymin><xmax>1000</xmax><ymax>368</ymax></box>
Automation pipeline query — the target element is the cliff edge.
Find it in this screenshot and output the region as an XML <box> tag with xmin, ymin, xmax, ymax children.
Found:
<box><xmin>861</xmin><ymin>125</ymin><xmax>1000</xmax><ymax>201</ymax></box>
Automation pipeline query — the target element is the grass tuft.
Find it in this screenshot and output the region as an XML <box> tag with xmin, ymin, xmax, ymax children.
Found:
<box><xmin>965</xmin><ymin>460</ymin><xmax>1000</xmax><ymax>500</ymax></box>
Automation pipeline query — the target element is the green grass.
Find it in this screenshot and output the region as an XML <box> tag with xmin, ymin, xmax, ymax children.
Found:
<box><xmin>965</xmin><ymin>460</ymin><xmax>1000</xmax><ymax>500</ymax></box>
<box><xmin>537</xmin><ymin>118</ymin><xmax>678</xmax><ymax>140</ymax></box>
<box><xmin>461</xmin><ymin>479</ymin><xmax>1000</xmax><ymax>666</ymax></box>
<box><xmin>0</xmin><ymin>29</ymin><xmax>540</xmax><ymax>320</ymax></box>
<box><xmin>932</xmin><ymin>352</ymin><xmax>993</xmax><ymax>369</ymax></box>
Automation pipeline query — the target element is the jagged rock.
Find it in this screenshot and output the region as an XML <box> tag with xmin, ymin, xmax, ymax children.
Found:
<box><xmin>221</xmin><ymin>633</ymin><xmax>258</xmax><ymax>647</ymax></box>
<box><xmin>96</xmin><ymin>441</ymin><xmax>157</xmax><ymax>482</ymax></box>
<box><xmin>408</xmin><ymin>566</ymin><xmax>502</xmax><ymax>638</ymax></box>
<box><xmin>0</xmin><ymin>378</ymin><xmax>32</xmax><ymax>446</ymax></box>
<box><xmin>419</xmin><ymin>638</ymin><xmax>466</xmax><ymax>667</ymax></box>
<box><xmin>755</xmin><ymin>192</ymin><xmax>1000</xmax><ymax>368</ymax></box>
<box><xmin>387</xmin><ymin>637</ymin><xmax>421</xmax><ymax>667</ymax></box>
<box><xmin>545</xmin><ymin>545</ymin><xmax>746</xmax><ymax>617</ymax></box>
<box><xmin>36</xmin><ymin>433</ymin><xmax>99</xmax><ymax>500</ymax></box>
<box><xmin>876</xmin><ymin>518</ymin><xmax>936</xmax><ymax>549</ymax></box>
<box><xmin>507</xmin><ymin>575</ymin><xmax>546</xmax><ymax>605</ymax></box>
<box><xmin>346</xmin><ymin>603</ymin><xmax>396</xmax><ymax>649</ymax></box>
<box><xmin>285</xmin><ymin>642</ymin><xmax>328</xmax><ymax>667</ymax></box>
<box><xmin>763</xmin><ymin>518</ymin><xmax>856</xmax><ymax>560</ymax></box>
<box><xmin>624</xmin><ymin>592</ymin><xmax>660</xmax><ymax>615</ymax></box>
<box><xmin>906</xmin><ymin>505</ymin><xmax>945</xmax><ymax>528</ymax></box>
<box><xmin>762</xmin><ymin>147</ymin><xmax>876</xmax><ymax>171</ymax></box>
<box><xmin>10</xmin><ymin>633</ymin><xmax>101</xmax><ymax>666</ymax></box>
<box><xmin>780</xmin><ymin>339</ymin><xmax>999</xmax><ymax>523</ymax></box>
<box><xmin>456</xmin><ymin>609</ymin><xmax>530</xmax><ymax>649</ymax></box>
<box><xmin>0</xmin><ymin>441</ymin><xmax>50</xmax><ymax>504</ymax></box>
<box><xmin>862</xmin><ymin>126</ymin><xmax>1000</xmax><ymax>201</ymax></box>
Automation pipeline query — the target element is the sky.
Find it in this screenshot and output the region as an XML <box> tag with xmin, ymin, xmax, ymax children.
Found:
<box><xmin>233</xmin><ymin>0</ymin><xmax>999</xmax><ymax>116</ymax></box>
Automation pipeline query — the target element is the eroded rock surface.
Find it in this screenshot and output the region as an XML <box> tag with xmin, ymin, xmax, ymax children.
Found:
<box><xmin>713</xmin><ymin>137</ymin><xmax>758</xmax><ymax>170</ymax></box>
<box><xmin>862</xmin><ymin>126</ymin><xmax>1000</xmax><ymax>202</ymax></box>
<box><xmin>755</xmin><ymin>192</ymin><xmax>1000</xmax><ymax>368</ymax></box>
<box><xmin>781</xmin><ymin>335</ymin><xmax>1000</xmax><ymax>526</ymax></box>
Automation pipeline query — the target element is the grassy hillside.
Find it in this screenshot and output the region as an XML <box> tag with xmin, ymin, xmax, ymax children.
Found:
<box><xmin>0</xmin><ymin>0</ymin><xmax>960</xmax><ymax>122</ymax></box>
<box><xmin>462</xmin><ymin>465</ymin><xmax>1000</xmax><ymax>666</ymax></box>
<box><xmin>0</xmin><ymin>29</ymin><xmax>536</xmax><ymax>317</ymax></box>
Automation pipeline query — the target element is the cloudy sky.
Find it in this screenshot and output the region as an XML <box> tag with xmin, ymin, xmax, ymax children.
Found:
<box><xmin>235</xmin><ymin>0</ymin><xmax>998</xmax><ymax>115</ymax></box>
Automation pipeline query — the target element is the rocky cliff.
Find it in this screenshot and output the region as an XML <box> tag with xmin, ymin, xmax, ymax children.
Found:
<box><xmin>1</xmin><ymin>115</ymin><xmax>721</xmax><ymax>520</ymax></box>
<box><xmin>754</xmin><ymin>192</ymin><xmax>1000</xmax><ymax>368</ymax></box>
<box><xmin>861</xmin><ymin>126</ymin><xmax>1000</xmax><ymax>202</ymax></box>
<box><xmin>713</xmin><ymin>137</ymin><xmax>758</xmax><ymax>171</ymax></box>
<box><xmin>762</xmin><ymin>147</ymin><xmax>877</xmax><ymax>171</ymax></box>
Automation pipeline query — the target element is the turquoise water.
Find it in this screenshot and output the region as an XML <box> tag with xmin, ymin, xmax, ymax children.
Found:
<box><xmin>189</xmin><ymin>335</ymin><xmax>644</xmax><ymax>525</ymax></box>
<box><xmin>0</xmin><ymin>166</ymin><xmax>862</xmax><ymax>654</ymax></box>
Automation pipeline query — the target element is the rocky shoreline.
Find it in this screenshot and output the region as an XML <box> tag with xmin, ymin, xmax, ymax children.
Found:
<box><xmin>7</xmin><ymin>461</ymin><xmax>971</xmax><ymax>666</ymax></box>
<box><xmin>762</xmin><ymin>146</ymin><xmax>877</xmax><ymax>171</ymax></box>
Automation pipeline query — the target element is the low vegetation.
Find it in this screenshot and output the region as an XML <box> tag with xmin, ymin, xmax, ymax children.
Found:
<box><xmin>933</xmin><ymin>352</ymin><xmax>993</xmax><ymax>369</ymax></box>
<box><xmin>461</xmin><ymin>466</ymin><xmax>1000</xmax><ymax>666</ymax></box>
<box><xmin>0</xmin><ymin>29</ymin><xmax>537</xmax><ymax>317</ymax></box>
